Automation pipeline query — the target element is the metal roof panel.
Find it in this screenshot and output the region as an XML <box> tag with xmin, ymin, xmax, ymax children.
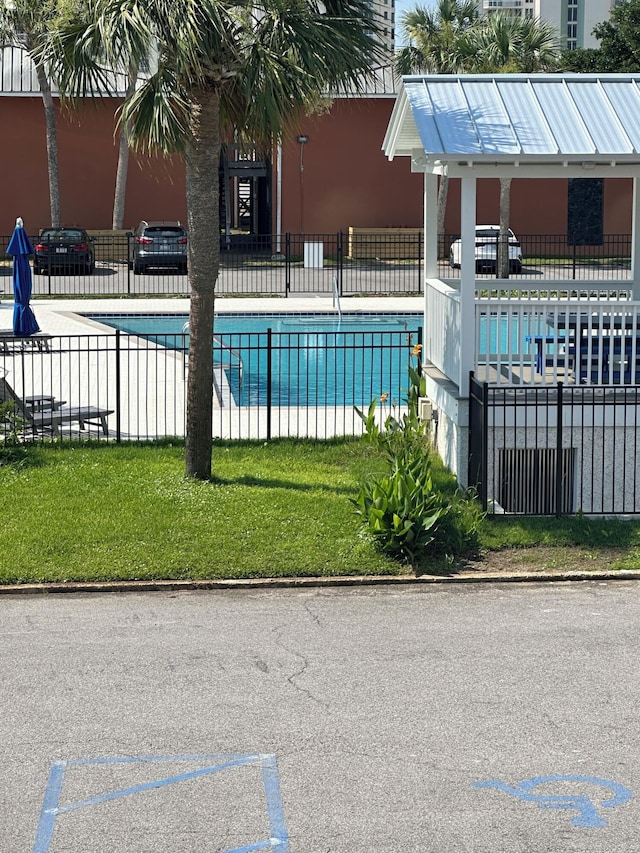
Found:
<box><xmin>422</xmin><ymin>80</ymin><xmax>483</xmax><ymax>154</ymax></box>
<box><xmin>495</xmin><ymin>80</ymin><xmax>558</xmax><ymax>153</ymax></box>
<box><xmin>530</xmin><ymin>79</ymin><xmax>595</xmax><ymax>155</ymax></box>
<box><xmin>600</xmin><ymin>81</ymin><xmax>640</xmax><ymax>152</ymax></box>
<box><xmin>384</xmin><ymin>74</ymin><xmax>640</xmax><ymax>164</ymax></box>
<box><xmin>461</xmin><ymin>80</ymin><xmax>520</xmax><ymax>154</ymax></box>
<box><xmin>566</xmin><ymin>80</ymin><xmax>633</xmax><ymax>154</ymax></box>
<box><xmin>403</xmin><ymin>80</ymin><xmax>446</xmax><ymax>154</ymax></box>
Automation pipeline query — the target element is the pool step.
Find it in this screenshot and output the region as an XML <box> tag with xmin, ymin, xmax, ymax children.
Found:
<box><xmin>213</xmin><ymin>363</ymin><xmax>238</xmax><ymax>408</ymax></box>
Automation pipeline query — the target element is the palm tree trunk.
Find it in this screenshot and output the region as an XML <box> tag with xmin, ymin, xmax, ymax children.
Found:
<box><xmin>112</xmin><ymin>63</ymin><xmax>138</xmax><ymax>229</ymax></box>
<box><xmin>35</xmin><ymin>62</ymin><xmax>62</xmax><ymax>228</ymax></box>
<box><xmin>437</xmin><ymin>173</ymin><xmax>449</xmax><ymax>247</ymax></box>
<box><xmin>185</xmin><ymin>89</ymin><xmax>220</xmax><ymax>480</ymax></box>
<box><xmin>498</xmin><ymin>177</ymin><xmax>512</xmax><ymax>279</ymax></box>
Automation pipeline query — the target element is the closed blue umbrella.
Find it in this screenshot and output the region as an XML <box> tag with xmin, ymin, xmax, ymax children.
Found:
<box><xmin>7</xmin><ymin>217</ymin><xmax>40</xmax><ymax>336</ymax></box>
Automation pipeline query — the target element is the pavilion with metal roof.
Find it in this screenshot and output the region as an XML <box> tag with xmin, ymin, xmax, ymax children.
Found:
<box><xmin>383</xmin><ymin>73</ymin><xmax>640</xmax><ymax>492</ymax></box>
<box><xmin>383</xmin><ymin>73</ymin><xmax>640</xmax><ymax>383</ymax></box>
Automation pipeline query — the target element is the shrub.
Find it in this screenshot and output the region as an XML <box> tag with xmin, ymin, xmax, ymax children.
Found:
<box><xmin>351</xmin><ymin>446</ymin><xmax>447</xmax><ymax>568</ymax></box>
<box><xmin>353</xmin><ymin>348</ymin><xmax>484</xmax><ymax>570</ymax></box>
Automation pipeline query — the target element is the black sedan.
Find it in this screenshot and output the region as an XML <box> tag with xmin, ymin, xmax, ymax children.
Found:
<box><xmin>33</xmin><ymin>227</ymin><xmax>95</xmax><ymax>275</ymax></box>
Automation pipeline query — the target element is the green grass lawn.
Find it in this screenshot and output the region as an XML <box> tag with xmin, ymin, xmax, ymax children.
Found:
<box><xmin>2</xmin><ymin>438</ymin><xmax>640</xmax><ymax>585</ymax></box>
<box><xmin>0</xmin><ymin>439</ymin><xmax>401</xmax><ymax>584</ymax></box>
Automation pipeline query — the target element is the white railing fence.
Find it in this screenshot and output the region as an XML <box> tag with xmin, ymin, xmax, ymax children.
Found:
<box><xmin>475</xmin><ymin>291</ymin><xmax>640</xmax><ymax>387</ymax></box>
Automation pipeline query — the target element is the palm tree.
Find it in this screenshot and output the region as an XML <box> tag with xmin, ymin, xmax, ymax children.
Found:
<box><xmin>395</xmin><ymin>1</ymin><xmax>479</xmax><ymax>241</ymax></box>
<box><xmin>0</xmin><ymin>0</ymin><xmax>78</xmax><ymax>227</ymax></box>
<box><xmin>111</xmin><ymin>58</ymin><xmax>138</xmax><ymax>229</ymax></box>
<box><xmin>464</xmin><ymin>12</ymin><xmax>559</xmax><ymax>75</ymax></box>
<box><xmin>47</xmin><ymin>0</ymin><xmax>384</xmax><ymax>479</ymax></box>
<box><xmin>396</xmin><ymin>0</ymin><xmax>478</xmax><ymax>75</ymax></box>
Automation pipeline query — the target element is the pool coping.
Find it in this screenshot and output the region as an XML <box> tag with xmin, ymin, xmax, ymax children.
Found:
<box><xmin>30</xmin><ymin>295</ymin><xmax>426</xmax><ymax>338</ymax></box>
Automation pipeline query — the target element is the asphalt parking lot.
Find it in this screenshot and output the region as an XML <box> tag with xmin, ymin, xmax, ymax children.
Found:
<box><xmin>2</xmin><ymin>581</ymin><xmax>640</xmax><ymax>852</ymax></box>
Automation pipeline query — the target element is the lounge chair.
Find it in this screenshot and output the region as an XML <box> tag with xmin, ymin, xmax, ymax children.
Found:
<box><xmin>0</xmin><ymin>376</ymin><xmax>113</xmax><ymax>436</ymax></box>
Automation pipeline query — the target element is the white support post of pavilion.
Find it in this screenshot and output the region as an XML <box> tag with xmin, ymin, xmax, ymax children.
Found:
<box><xmin>459</xmin><ymin>176</ymin><xmax>477</xmax><ymax>393</ymax></box>
<box><xmin>423</xmin><ymin>172</ymin><xmax>439</xmax><ymax>280</ymax></box>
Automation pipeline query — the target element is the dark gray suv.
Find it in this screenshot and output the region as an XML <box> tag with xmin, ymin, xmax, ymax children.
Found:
<box><xmin>132</xmin><ymin>221</ymin><xmax>188</xmax><ymax>274</ymax></box>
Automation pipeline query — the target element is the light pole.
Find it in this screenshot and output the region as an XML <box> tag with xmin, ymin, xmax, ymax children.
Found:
<box><xmin>297</xmin><ymin>134</ymin><xmax>308</xmax><ymax>234</ymax></box>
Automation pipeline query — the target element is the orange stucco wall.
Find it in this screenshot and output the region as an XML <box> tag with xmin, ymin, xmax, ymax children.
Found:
<box><xmin>1</xmin><ymin>97</ymin><xmax>186</xmax><ymax>234</ymax></box>
<box><xmin>278</xmin><ymin>98</ymin><xmax>424</xmax><ymax>234</ymax></box>
<box><xmin>0</xmin><ymin>95</ymin><xmax>633</xmax><ymax>238</ymax></box>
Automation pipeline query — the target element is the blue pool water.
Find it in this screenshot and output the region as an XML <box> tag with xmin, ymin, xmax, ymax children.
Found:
<box><xmin>86</xmin><ymin>312</ymin><xmax>423</xmax><ymax>407</ymax></box>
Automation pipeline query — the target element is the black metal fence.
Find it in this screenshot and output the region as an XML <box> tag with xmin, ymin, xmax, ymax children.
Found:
<box><xmin>469</xmin><ymin>373</ymin><xmax>640</xmax><ymax>516</ymax></box>
<box><xmin>446</xmin><ymin>232</ymin><xmax>632</xmax><ymax>281</ymax></box>
<box><xmin>0</xmin><ymin>325</ymin><xmax>421</xmax><ymax>443</ymax></box>
<box><xmin>0</xmin><ymin>231</ymin><xmax>633</xmax><ymax>299</ymax></box>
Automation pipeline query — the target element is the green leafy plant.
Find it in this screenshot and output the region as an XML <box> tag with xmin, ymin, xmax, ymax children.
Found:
<box><xmin>0</xmin><ymin>401</ymin><xmax>29</xmax><ymax>467</ymax></box>
<box><xmin>355</xmin><ymin>343</ymin><xmax>427</xmax><ymax>451</ymax></box>
<box><xmin>351</xmin><ymin>451</ymin><xmax>446</xmax><ymax>568</ymax></box>
<box><xmin>353</xmin><ymin>343</ymin><xmax>485</xmax><ymax>569</ymax></box>
<box><xmin>354</xmin><ymin>397</ymin><xmax>382</xmax><ymax>444</ymax></box>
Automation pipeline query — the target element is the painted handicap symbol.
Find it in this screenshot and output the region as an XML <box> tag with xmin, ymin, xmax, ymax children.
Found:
<box><xmin>474</xmin><ymin>774</ymin><xmax>632</xmax><ymax>828</ymax></box>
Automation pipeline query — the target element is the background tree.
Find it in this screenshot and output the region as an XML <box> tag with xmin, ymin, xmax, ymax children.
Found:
<box><xmin>592</xmin><ymin>0</ymin><xmax>640</xmax><ymax>72</ymax></box>
<box><xmin>49</xmin><ymin>0</ymin><xmax>384</xmax><ymax>479</ymax></box>
<box><xmin>559</xmin><ymin>2</ymin><xmax>640</xmax><ymax>73</ymax></box>
<box><xmin>396</xmin><ymin>1</ymin><xmax>479</xmax><ymax>240</ymax></box>
<box><xmin>111</xmin><ymin>59</ymin><xmax>139</xmax><ymax>230</ymax></box>
<box><xmin>462</xmin><ymin>12</ymin><xmax>559</xmax><ymax>74</ymax></box>
<box><xmin>560</xmin><ymin>47</ymin><xmax>605</xmax><ymax>73</ymax></box>
<box><xmin>18</xmin><ymin>0</ymin><xmax>137</xmax><ymax>229</ymax></box>
<box><xmin>396</xmin><ymin>0</ymin><xmax>478</xmax><ymax>75</ymax></box>
<box><xmin>0</xmin><ymin>0</ymin><xmax>82</xmax><ymax>227</ymax></box>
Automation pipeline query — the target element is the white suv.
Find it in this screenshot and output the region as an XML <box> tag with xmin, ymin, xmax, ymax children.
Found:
<box><xmin>449</xmin><ymin>225</ymin><xmax>522</xmax><ymax>274</ymax></box>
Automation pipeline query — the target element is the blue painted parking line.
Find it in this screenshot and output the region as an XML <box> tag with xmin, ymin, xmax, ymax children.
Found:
<box><xmin>474</xmin><ymin>774</ymin><xmax>632</xmax><ymax>828</ymax></box>
<box><xmin>33</xmin><ymin>753</ymin><xmax>289</xmax><ymax>853</ymax></box>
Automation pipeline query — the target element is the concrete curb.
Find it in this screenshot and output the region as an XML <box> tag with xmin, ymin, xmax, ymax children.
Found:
<box><xmin>2</xmin><ymin>570</ymin><xmax>640</xmax><ymax>595</ymax></box>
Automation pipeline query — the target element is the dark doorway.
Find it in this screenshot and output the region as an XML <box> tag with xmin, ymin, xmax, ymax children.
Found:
<box><xmin>220</xmin><ymin>145</ymin><xmax>272</xmax><ymax>251</ymax></box>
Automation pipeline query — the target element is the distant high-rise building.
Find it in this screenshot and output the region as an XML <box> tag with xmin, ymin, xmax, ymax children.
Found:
<box><xmin>479</xmin><ymin>0</ymin><xmax>621</xmax><ymax>50</ymax></box>
<box><xmin>373</xmin><ymin>0</ymin><xmax>396</xmax><ymax>55</ymax></box>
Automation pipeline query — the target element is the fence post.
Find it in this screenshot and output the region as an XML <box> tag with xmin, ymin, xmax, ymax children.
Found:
<box><xmin>418</xmin><ymin>231</ymin><xmax>422</xmax><ymax>292</ymax></box>
<box><xmin>468</xmin><ymin>372</ymin><xmax>489</xmax><ymax>513</ymax></box>
<box><xmin>46</xmin><ymin>242</ymin><xmax>52</xmax><ymax>295</ymax></box>
<box><xmin>115</xmin><ymin>329</ymin><xmax>121</xmax><ymax>443</ymax></box>
<box><xmin>555</xmin><ymin>381</ymin><xmax>563</xmax><ymax>517</ymax></box>
<box><xmin>126</xmin><ymin>233</ymin><xmax>132</xmax><ymax>295</ymax></box>
<box><xmin>285</xmin><ymin>234</ymin><xmax>291</xmax><ymax>296</ymax></box>
<box><xmin>266</xmin><ymin>328</ymin><xmax>272</xmax><ymax>440</ymax></box>
<box><xmin>482</xmin><ymin>380</ymin><xmax>489</xmax><ymax>512</ymax></box>
<box><xmin>337</xmin><ymin>231</ymin><xmax>343</xmax><ymax>296</ymax></box>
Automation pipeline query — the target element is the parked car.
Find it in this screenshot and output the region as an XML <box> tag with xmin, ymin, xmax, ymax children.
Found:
<box><xmin>131</xmin><ymin>221</ymin><xmax>188</xmax><ymax>273</ymax></box>
<box><xmin>33</xmin><ymin>227</ymin><xmax>95</xmax><ymax>275</ymax></box>
<box><xmin>449</xmin><ymin>225</ymin><xmax>522</xmax><ymax>274</ymax></box>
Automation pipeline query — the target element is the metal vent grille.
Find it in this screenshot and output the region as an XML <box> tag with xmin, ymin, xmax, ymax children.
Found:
<box><xmin>498</xmin><ymin>448</ymin><xmax>575</xmax><ymax>514</ymax></box>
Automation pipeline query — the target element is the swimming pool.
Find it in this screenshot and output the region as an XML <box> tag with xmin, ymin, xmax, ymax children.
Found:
<box><xmin>86</xmin><ymin>312</ymin><xmax>424</xmax><ymax>407</ymax></box>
